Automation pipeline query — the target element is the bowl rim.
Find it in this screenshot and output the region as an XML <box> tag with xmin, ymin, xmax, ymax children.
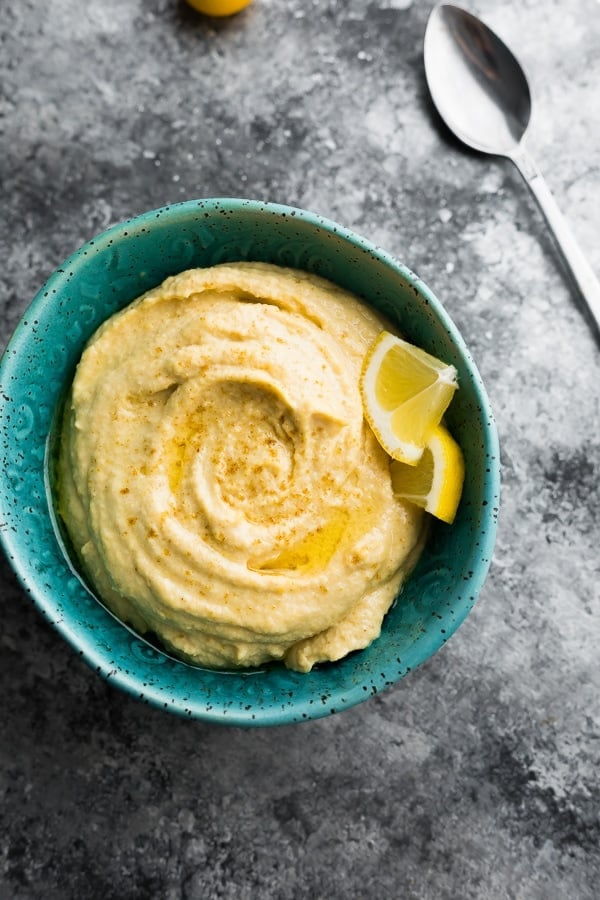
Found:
<box><xmin>0</xmin><ymin>197</ymin><xmax>500</xmax><ymax>725</ymax></box>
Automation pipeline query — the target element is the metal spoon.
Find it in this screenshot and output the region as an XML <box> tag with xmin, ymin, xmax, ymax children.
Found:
<box><xmin>424</xmin><ymin>2</ymin><xmax>600</xmax><ymax>338</ymax></box>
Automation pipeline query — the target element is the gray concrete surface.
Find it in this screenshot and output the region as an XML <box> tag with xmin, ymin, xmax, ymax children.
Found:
<box><xmin>1</xmin><ymin>1</ymin><xmax>599</xmax><ymax>898</ymax></box>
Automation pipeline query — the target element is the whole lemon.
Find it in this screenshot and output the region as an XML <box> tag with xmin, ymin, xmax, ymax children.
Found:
<box><xmin>185</xmin><ymin>0</ymin><xmax>253</xmax><ymax>16</ymax></box>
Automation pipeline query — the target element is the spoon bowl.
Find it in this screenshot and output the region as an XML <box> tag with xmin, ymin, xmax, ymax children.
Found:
<box><xmin>424</xmin><ymin>4</ymin><xmax>531</xmax><ymax>156</ymax></box>
<box><xmin>424</xmin><ymin>3</ymin><xmax>600</xmax><ymax>338</ymax></box>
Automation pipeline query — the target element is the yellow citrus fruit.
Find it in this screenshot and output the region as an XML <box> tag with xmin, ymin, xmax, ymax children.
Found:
<box><xmin>390</xmin><ymin>424</ymin><xmax>465</xmax><ymax>524</ymax></box>
<box><xmin>185</xmin><ymin>0</ymin><xmax>253</xmax><ymax>16</ymax></box>
<box><xmin>360</xmin><ymin>331</ymin><xmax>458</xmax><ymax>464</ymax></box>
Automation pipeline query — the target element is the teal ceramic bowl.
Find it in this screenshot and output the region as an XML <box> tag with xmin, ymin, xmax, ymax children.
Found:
<box><xmin>0</xmin><ymin>199</ymin><xmax>499</xmax><ymax>725</ymax></box>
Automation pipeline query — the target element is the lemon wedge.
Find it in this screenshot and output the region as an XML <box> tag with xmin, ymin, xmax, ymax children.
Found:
<box><xmin>185</xmin><ymin>0</ymin><xmax>253</xmax><ymax>16</ymax></box>
<box><xmin>390</xmin><ymin>424</ymin><xmax>464</xmax><ymax>524</ymax></box>
<box><xmin>360</xmin><ymin>331</ymin><xmax>458</xmax><ymax>464</ymax></box>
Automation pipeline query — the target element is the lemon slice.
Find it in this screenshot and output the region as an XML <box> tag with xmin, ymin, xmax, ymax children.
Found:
<box><xmin>185</xmin><ymin>0</ymin><xmax>252</xmax><ymax>16</ymax></box>
<box><xmin>390</xmin><ymin>424</ymin><xmax>464</xmax><ymax>523</ymax></box>
<box><xmin>360</xmin><ymin>331</ymin><xmax>458</xmax><ymax>464</ymax></box>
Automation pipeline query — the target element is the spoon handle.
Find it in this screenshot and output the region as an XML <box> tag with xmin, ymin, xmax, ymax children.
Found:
<box><xmin>510</xmin><ymin>147</ymin><xmax>600</xmax><ymax>340</ymax></box>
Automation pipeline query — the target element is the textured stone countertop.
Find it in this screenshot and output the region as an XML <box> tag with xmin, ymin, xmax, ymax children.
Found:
<box><xmin>1</xmin><ymin>1</ymin><xmax>599</xmax><ymax>898</ymax></box>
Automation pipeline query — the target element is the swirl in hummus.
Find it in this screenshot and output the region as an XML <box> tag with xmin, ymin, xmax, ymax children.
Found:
<box><xmin>57</xmin><ymin>262</ymin><xmax>425</xmax><ymax>672</ymax></box>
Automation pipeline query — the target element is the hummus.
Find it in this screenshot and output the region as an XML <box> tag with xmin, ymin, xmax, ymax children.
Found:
<box><xmin>58</xmin><ymin>262</ymin><xmax>425</xmax><ymax>672</ymax></box>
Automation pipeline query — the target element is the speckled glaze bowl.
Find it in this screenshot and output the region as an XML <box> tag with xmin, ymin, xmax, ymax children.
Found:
<box><xmin>0</xmin><ymin>199</ymin><xmax>499</xmax><ymax>725</ymax></box>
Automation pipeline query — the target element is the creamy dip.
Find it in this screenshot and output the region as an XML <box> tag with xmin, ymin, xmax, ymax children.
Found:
<box><xmin>58</xmin><ymin>263</ymin><xmax>425</xmax><ymax>671</ymax></box>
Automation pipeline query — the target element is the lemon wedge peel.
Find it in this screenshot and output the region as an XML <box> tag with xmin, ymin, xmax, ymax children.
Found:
<box><xmin>390</xmin><ymin>425</ymin><xmax>465</xmax><ymax>524</ymax></box>
<box><xmin>360</xmin><ymin>331</ymin><xmax>458</xmax><ymax>465</ymax></box>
